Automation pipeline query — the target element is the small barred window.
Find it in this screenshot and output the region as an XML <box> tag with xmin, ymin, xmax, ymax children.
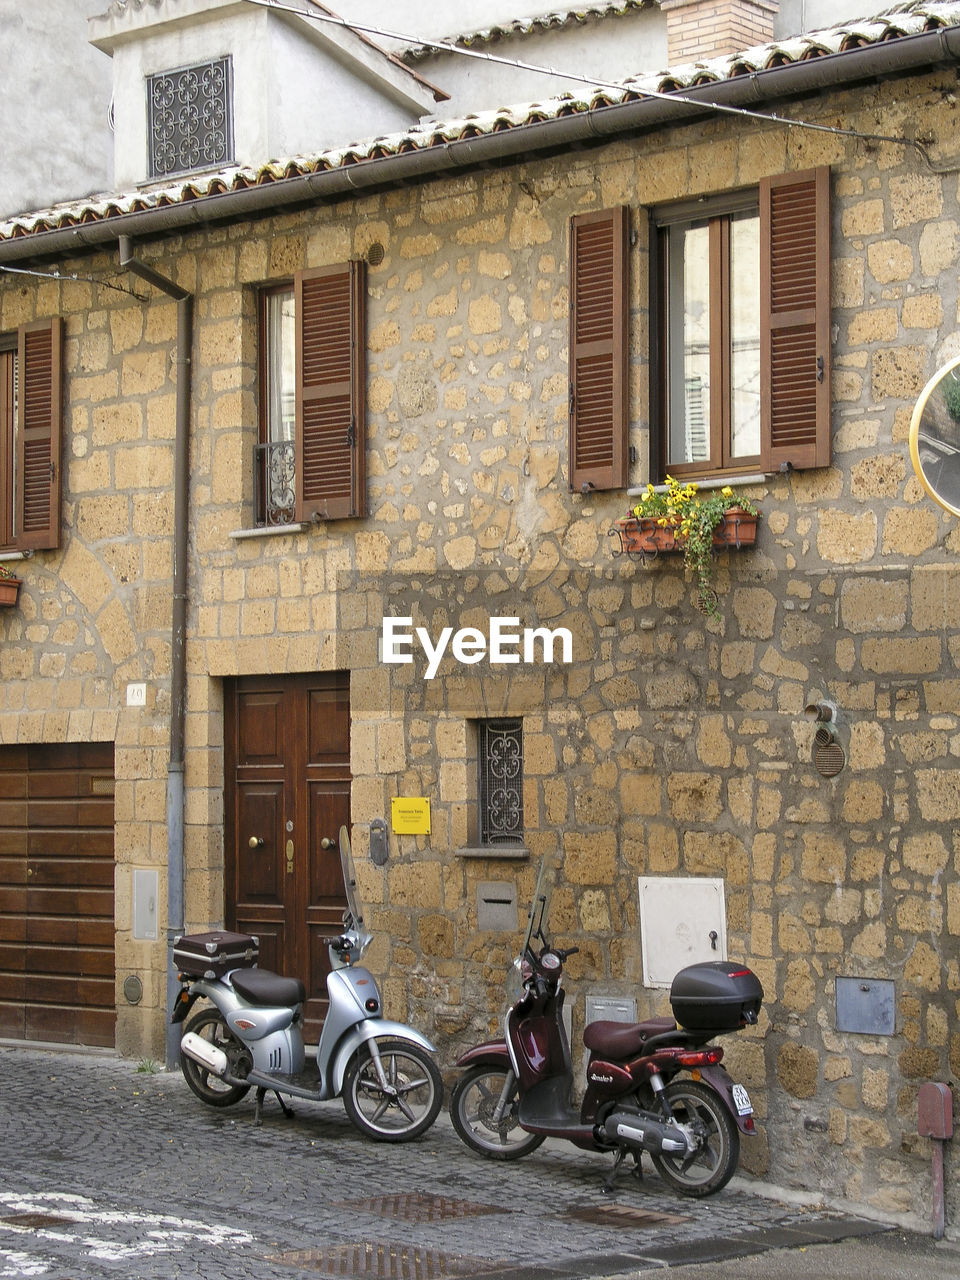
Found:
<box><xmin>478</xmin><ymin>719</ymin><xmax>523</xmax><ymax>846</ymax></box>
<box><xmin>147</xmin><ymin>58</ymin><xmax>234</xmax><ymax>180</ymax></box>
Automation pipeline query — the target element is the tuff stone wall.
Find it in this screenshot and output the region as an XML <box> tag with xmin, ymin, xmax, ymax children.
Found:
<box><xmin>1</xmin><ymin>68</ymin><xmax>959</xmax><ymax>1221</ymax></box>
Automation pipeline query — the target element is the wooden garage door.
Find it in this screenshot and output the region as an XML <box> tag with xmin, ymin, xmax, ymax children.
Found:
<box><xmin>0</xmin><ymin>744</ymin><xmax>115</xmax><ymax>1046</ymax></box>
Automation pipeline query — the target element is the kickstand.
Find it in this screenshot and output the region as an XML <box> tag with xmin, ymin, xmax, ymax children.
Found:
<box><xmin>602</xmin><ymin>1149</ymin><xmax>643</xmax><ymax>1195</ymax></box>
<box><xmin>253</xmin><ymin>1087</ymin><xmax>295</xmax><ymax>1126</ymax></box>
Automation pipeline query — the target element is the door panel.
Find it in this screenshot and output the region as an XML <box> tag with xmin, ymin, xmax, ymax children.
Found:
<box><xmin>0</xmin><ymin>743</ymin><xmax>115</xmax><ymax>1046</ymax></box>
<box><xmin>225</xmin><ymin>673</ymin><xmax>349</xmax><ymax>1044</ymax></box>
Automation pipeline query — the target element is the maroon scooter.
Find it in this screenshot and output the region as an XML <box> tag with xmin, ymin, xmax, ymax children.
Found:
<box><xmin>451</xmin><ymin>862</ymin><xmax>763</xmax><ymax>1197</ymax></box>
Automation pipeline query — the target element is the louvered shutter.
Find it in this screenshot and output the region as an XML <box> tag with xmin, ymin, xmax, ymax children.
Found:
<box><xmin>760</xmin><ymin>167</ymin><xmax>831</xmax><ymax>472</ymax></box>
<box><xmin>16</xmin><ymin>318</ymin><xmax>62</xmax><ymax>550</ymax></box>
<box><xmin>568</xmin><ymin>207</ymin><xmax>629</xmax><ymax>492</ymax></box>
<box><xmin>295</xmin><ymin>261</ymin><xmax>366</xmax><ymax>521</ymax></box>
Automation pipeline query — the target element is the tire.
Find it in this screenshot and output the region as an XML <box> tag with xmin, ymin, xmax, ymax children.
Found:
<box><xmin>450</xmin><ymin>1066</ymin><xmax>545</xmax><ymax>1160</ymax></box>
<box><xmin>179</xmin><ymin>1007</ymin><xmax>252</xmax><ymax>1108</ymax></box>
<box><xmin>341</xmin><ymin>1039</ymin><xmax>443</xmax><ymax>1142</ymax></box>
<box><xmin>650</xmin><ymin>1079</ymin><xmax>740</xmax><ymax>1198</ymax></box>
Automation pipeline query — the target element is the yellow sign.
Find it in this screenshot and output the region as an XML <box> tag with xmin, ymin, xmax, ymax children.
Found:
<box><xmin>391</xmin><ymin>797</ymin><xmax>431</xmax><ymax>834</ymax></box>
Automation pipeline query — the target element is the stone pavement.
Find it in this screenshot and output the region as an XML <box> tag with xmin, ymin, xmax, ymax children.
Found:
<box><xmin>0</xmin><ymin>1042</ymin><xmax>954</xmax><ymax>1280</ymax></box>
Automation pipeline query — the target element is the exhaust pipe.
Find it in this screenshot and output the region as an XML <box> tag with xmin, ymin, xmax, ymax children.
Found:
<box><xmin>180</xmin><ymin>1031</ymin><xmax>229</xmax><ymax>1078</ymax></box>
<box><xmin>602</xmin><ymin>1111</ymin><xmax>690</xmax><ymax>1155</ymax></box>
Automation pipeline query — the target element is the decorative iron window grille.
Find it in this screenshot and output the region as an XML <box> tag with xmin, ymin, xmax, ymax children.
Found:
<box><xmin>254</xmin><ymin>441</ymin><xmax>296</xmax><ymax>527</ymax></box>
<box><xmin>147</xmin><ymin>58</ymin><xmax>234</xmax><ymax>179</ymax></box>
<box><xmin>478</xmin><ymin>719</ymin><xmax>523</xmax><ymax>846</ymax></box>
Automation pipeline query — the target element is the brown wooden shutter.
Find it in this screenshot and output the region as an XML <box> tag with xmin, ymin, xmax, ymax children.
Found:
<box><xmin>16</xmin><ymin>318</ymin><xmax>62</xmax><ymax>550</ymax></box>
<box><xmin>295</xmin><ymin>261</ymin><xmax>366</xmax><ymax>521</ymax></box>
<box><xmin>760</xmin><ymin>167</ymin><xmax>831</xmax><ymax>472</ymax></box>
<box><xmin>568</xmin><ymin>207</ymin><xmax>629</xmax><ymax>492</ymax></box>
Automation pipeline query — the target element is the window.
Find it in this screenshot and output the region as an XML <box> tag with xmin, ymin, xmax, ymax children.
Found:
<box><xmin>568</xmin><ymin>207</ymin><xmax>629</xmax><ymax>493</ymax></box>
<box><xmin>256</xmin><ymin>263</ymin><xmax>366</xmax><ymax>526</ymax></box>
<box><xmin>654</xmin><ymin>167</ymin><xmax>831</xmax><ymax>479</ymax></box>
<box><xmin>477</xmin><ymin>718</ymin><xmax>524</xmax><ymax>847</ymax></box>
<box><xmin>0</xmin><ymin>320</ymin><xmax>62</xmax><ymax>551</ymax></box>
<box><xmin>147</xmin><ymin>58</ymin><xmax>234</xmax><ymax>180</ymax></box>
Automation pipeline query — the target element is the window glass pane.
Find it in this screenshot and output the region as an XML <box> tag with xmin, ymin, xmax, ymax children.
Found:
<box><xmin>730</xmin><ymin>213</ymin><xmax>761</xmax><ymax>459</ymax></box>
<box><xmin>265</xmin><ymin>291</ymin><xmax>295</xmax><ymax>444</ymax></box>
<box><xmin>666</xmin><ymin>222</ymin><xmax>710</xmax><ymax>466</ymax></box>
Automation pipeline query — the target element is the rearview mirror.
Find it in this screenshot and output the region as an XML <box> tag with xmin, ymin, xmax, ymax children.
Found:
<box><xmin>909</xmin><ymin>354</ymin><xmax>960</xmax><ymax>517</ymax></box>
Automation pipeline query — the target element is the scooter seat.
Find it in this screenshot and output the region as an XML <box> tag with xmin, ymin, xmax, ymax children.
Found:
<box><xmin>230</xmin><ymin>968</ymin><xmax>306</xmax><ymax>1008</ymax></box>
<box><xmin>583</xmin><ymin>1017</ymin><xmax>677</xmax><ymax>1057</ymax></box>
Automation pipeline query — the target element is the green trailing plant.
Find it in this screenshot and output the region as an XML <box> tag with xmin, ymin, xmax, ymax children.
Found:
<box><xmin>942</xmin><ymin>370</ymin><xmax>960</xmax><ymax>423</ymax></box>
<box><xmin>631</xmin><ymin>476</ymin><xmax>759</xmax><ymax>616</ymax></box>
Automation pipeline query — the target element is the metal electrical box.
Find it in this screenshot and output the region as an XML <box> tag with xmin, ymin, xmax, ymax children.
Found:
<box><xmin>918</xmin><ymin>1082</ymin><xmax>954</xmax><ymax>1139</ymax></box>
<box><xmin>132</xmin><ymin>869</ymin><xmax>158</xmax><ymax>941</ymax></box>
<box><xmin>638</xmin><ymin>876</ymin><xmax>726</xmax><ymax>987</ymax></box>
<box><xmin>835</xmin><ymin>976</ymin><xmax>895</xmax><ymax>1035</ymax></box>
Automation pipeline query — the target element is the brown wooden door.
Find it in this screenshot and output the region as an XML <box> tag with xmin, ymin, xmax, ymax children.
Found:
<box><xmin>224</xmin><ymin>673</ymin><xmax>350</xmax><ymax>1041</ymax></box>
<box><xmin>0</xmin><ymin>743</ymin><xmax>115</xmax><ymax>1046</ymax></box>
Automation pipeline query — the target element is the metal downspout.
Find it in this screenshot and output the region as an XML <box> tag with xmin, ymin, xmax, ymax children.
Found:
<box><xmin>118</xmin><ymin>236</ymin><xmax>192</xmax><ymax>1068</ymax></box>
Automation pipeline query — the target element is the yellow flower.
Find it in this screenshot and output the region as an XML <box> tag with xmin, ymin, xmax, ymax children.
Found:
<box><xmin>721</xmin><ymin>486</ymin><xmax>734</xmax><ymax>498</ymax></box>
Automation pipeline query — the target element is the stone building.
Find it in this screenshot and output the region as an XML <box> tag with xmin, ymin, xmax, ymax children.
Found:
<box><xmin>1</xmin><ymin>0</ymin><xmax>959</xmax><ymax>1229</ymax></box>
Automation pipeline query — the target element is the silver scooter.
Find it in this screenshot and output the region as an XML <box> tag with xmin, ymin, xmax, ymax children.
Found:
<box><xmin>173</xmin><ymin>826</ymin><xmax>442</xmax><ymax>1142</ymax></box>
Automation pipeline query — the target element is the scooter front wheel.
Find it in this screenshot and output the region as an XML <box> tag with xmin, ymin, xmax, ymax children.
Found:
<box><xmin>342</xmin><ymin>1039</ymin><xmax>442</xmax><ymax>1142</ymax></box>
<box><xmin>650</xmin><ymin>1079</ymin><xmax>740</xmax><ymax>1197</ymax></box>
<box><xmin>450</xmin><ymin>1066</ymin><xmax>546</xmax><ymax>1161</ymax></box>
<box><xmin>179</xmin><ymin>1007</ymin><xmax>252</xmax><ymax>1108</ymax></box>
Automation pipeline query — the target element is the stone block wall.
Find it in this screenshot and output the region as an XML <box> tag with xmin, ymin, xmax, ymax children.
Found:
<box><xmin>0</xmin><ymin>67</ymin><xmax>959</xmax><ymax>1218</ymax></box>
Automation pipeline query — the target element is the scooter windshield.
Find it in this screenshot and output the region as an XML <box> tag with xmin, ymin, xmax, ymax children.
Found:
<box><xmin>506</xmin><ymin>852</ymin><xmax>554</xmax><ymax>1002</ymax></box>
<box><xmin>339</xmin><ymin>825</ymin><xmax>373</xmax><ymax>954</ymax></box>
<box><xmin>522</xmin><ymin>851</ymin><xmax>553</xmax><ymax>956</ymax></box>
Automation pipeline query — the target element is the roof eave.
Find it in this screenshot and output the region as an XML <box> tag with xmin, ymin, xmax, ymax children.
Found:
<box><xmin>3</xmin><ymin>22</ymin><xmax>959</xmax><ymax>265</ymax></box>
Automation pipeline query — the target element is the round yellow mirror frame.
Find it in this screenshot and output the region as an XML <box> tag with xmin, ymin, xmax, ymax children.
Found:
<box><xmin>909</xmin><ymin>354</ymin><xmax>960</xmax><ymax>518</ymax></box>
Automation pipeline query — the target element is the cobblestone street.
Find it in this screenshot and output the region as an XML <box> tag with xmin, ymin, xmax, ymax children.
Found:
<box><xmin>0</xmin><ymin>1042</ymin><xmax>906</xmax><ymax>1280</ymax></box>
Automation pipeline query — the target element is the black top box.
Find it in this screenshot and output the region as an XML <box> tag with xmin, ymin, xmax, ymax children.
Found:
<box><xmin>670</xmin><ymin>961</ymin><xmax>763</xmax><ymax>1032</ymax></box>
<box><xmin>174</xmin><ymin>931</ymin><xmax>259</xmax><ymax>979</ymax></box>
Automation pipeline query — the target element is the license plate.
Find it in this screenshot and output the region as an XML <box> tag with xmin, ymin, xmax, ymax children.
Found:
<box><xmin>731</xmin><ymin>1084</ymin><xmax>753</xmax><ymax>1116</ymax></box>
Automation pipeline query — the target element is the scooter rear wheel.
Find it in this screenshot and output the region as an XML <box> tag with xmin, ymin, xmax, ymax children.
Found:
<box><xmin>179</xmin><ymin>1007</ymin><xmax>252</xmax><ymax>1108</ymax></box>
<box><xmin>342</xmin><ymin>1039</ymin><xmax>442</xmax><ymax>1142</ymax></box>
<box><xmin>650</xmin><ymin>1079</ymin><xmax>739</xmax><ymax>1197</ymax></box>
<box><xmin>450</xmin><ymin>1066</ymin><xmax>546</xmax><ymax>1161</ymax></box>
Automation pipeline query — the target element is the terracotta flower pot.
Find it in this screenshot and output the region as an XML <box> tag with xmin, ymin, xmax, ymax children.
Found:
<box><xmin>613</xmin><ymin>516</ymin><xmax>682</xmax><ymax>555</ymax></box>
<box><xmin>711</xmin><ymin>508</ymin><xmax>759</xmax><ymax>549</ymax></box>
<box><xmin>0</xmin><ymin>576</ymin><xmax>21</xmax><ymax>606</ymax></box>
<box><xmin>613</xmin><ymin>509</ymin><xmax>759</xmax><ymax>557</ymax></box>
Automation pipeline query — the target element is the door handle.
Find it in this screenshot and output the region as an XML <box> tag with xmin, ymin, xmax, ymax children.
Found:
<box><xmin>709</xmin><ymin>930</ymin><xmax>718</xmax><ymax>951</ymax></box>
<box><xmin>320</xmin><ymin>837</ymin><xmax>336</xmax><ymax>850</ymax></box>
<box><xmin>248</xmin><ymin>835</ymin><xmax>264</xmax><ymax>849</ymax></box>
<box><xmin>286</xmin><ymin>839</ymin><xmax>294</xmax><ymax>874</ymax></box>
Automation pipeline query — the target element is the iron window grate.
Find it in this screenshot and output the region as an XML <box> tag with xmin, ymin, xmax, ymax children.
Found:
<box><xmin>478</xmin><ymin>719</ymin><xmax>523</xmax><ymax>846</ymax></box>
<box><xmin>147</xmin><ymin>58</ymin><xmax>234</xmax><ymax>179</ymax></box>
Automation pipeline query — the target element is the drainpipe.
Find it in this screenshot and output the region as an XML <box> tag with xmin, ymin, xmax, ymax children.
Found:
<box><xmin>118</xmin><ymin>235</ymin><xmax>192</xmax><ymax>1069</ymax></box>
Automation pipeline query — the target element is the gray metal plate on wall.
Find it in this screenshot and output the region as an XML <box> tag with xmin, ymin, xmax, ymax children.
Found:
<box><xmin>835</xmin><ymin>976</ymin><xmax>895</xmax><ymax>1035</ymax></box>
<box><xmin>369</xmin><ymin>817</ymin><xmax>389</xmax><ymax>866</ymax></box>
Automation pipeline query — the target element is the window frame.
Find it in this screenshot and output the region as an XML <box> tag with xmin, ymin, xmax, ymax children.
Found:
<box><xmin>476</xmin><ymin>717</ymin><xmax>524</xmax><ymax>849</ymax></box>
<box><xmin>256</xmin><ymin>283</ymin><xmax>297</xmax><ymax>527</ymax></box>
<box><xmin>255</xmin><ymin>262</ymin><xmax>367</xmax><ymax>527</ymax></box>
<box><xmin>651</xmin><ymin>166</ymin><xmax>831</xmax><ymax>482</ymax></box>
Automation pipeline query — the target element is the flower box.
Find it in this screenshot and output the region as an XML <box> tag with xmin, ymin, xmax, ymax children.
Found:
<box><xmin>613</xmin><ymin>509</ymin><xmax>758</xmax><ymax>557</ymax></box>
<box><xmin>0</xmin><ymin>576</ymin><xmax>22</xmax><ymax>607</ymax></box>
